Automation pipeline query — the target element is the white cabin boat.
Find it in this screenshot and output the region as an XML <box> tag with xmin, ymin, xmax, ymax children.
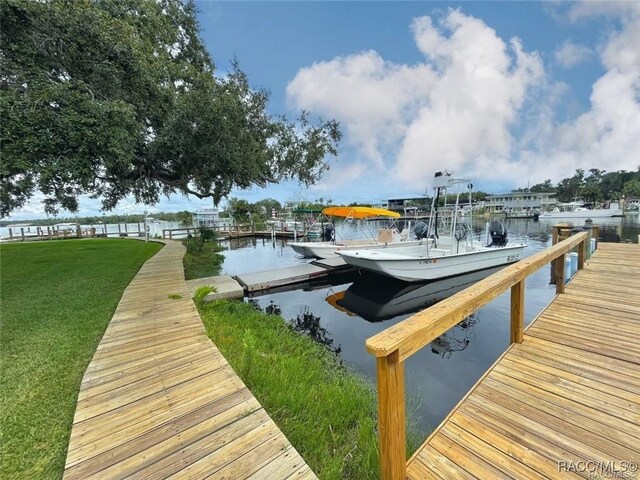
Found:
<box><xmin>540</xmin><ymin>202</ymin><xmax>623</xmax><ymax>219</ymax></box>
<box><xmin>288</xmin><ymin>206</ymin><xmax>427</xmax><ymax>259</ymax></box>
<box><xmin>338</xmin><ymin>172</ymin><xmax>527</xmax><ymax>282</ymax></box>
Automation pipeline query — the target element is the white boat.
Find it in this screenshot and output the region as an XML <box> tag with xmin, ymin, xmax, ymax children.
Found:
<box><xmin>288</xmin><ymin>206</ymin><xmax>428</xmax><ymax>259</ymax></box>
<box><xmin>338</xmin><ymin>172</ymin><xmax>527</xmax><ymax>282</ymax></box>
<box><xmin>540</xmin><ymin>202</ymin><xmax>623</xmax><ymax>219</ymax></box>
<box><xmin>325</xmin><ymin>266</ymin><xmax>503</xmax><ymax>322</ymax></box>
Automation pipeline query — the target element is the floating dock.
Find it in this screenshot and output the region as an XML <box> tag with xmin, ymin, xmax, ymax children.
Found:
<box><xmin>235</xmin><ymin>257</ymin><xmax>354</xmax><ymax>293</ymax></box>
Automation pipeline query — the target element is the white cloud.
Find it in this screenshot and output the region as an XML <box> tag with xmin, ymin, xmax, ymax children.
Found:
<box><xmin>288</xmin><ymin>5</ymin><xmax>640</xmax><ymax>191</ymax></box>
<box><xmin>554</xmin><ymin>40</ymin><xmax>593</xmax><ymax>68</ymax></box>
<box><xmin>521</xmin><ymin>2</ymin><xmax>640</xmax><ymax>184</ymax></box>
<box><xmin>288</xmin><ymin>9</ymin><xmax>544</xmax><ymax>189</ymax></box>
<box><xmin>568</xmin><ymin>1</ymin><xmax>640</xmax><ymax>22</ymax></box>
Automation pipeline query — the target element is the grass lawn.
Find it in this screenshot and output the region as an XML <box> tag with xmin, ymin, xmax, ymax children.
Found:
<box><xmin>0</xmin><ymin>239</ymin><xmax>162</xmax><ymax>479</ymax></box>
<box><xmin>198</xmin><ymin>298</ymin><xmax>414</xmax><ymax>479</ymax></box>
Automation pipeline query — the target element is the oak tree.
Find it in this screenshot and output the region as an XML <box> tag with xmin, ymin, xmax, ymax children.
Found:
<box><xmin>1</xmin><ymin>0</ymin><xmax>341</xmax><ymax>216</ymax></box>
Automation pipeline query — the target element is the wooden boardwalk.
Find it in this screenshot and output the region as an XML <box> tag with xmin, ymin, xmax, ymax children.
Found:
<box><xmin>63</xmin><ymin>240</ymin><xmax>315</xmax><ymax>479</ymax></box>
<box><xmin>407</xmin><ymin>242</ymin><xmax>640</xmax><ymax>479</ymax></box>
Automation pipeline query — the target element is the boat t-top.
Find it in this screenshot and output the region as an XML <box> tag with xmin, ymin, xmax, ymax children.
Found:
<box><xmin>288</xmin><ymin>206</ymin><xmax>429</xmax><ymax>259</ymax></box>
<box><xmin>338</xmin><ymin>172</ymin><xmax>527</xmax><ymax>282</ymax></box>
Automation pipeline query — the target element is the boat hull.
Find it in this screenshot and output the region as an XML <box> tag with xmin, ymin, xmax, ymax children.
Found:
<box><xmin>339</xmin><ymin>244</ymin><xmax>526</xmax><ymax>282</ymax></box>
<box><xmin>289</xmin><ymin>239</ymin><xmax>428</xmax><ymax>259</ymax></box>
<box><xmin>539</xmin><ymin>209</ymin><xmax>623</xmax><ymax>219</ymax></box>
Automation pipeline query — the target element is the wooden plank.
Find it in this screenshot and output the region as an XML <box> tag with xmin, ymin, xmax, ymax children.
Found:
<box><xmin>472</xmin><ymin>386</ymin><xmax>636</xmax><ymax>464</ymax></box>
<box><xmin>428</xmin><ymin>433</ymin><xmax>510</xmax><ymax>479</ymax></box>
<box><xmin>456</xmin><ymin>401</ymin><xmax>586</xmax><ymax>478</ymax></box>
<box><xmin>202</xmin><ymin>432</ymin><xmax>292</xmax><ymax>479</ymax></box>
<box><xmin>495</xmin><ymin>357</ymin><xmax>640</xmax><ymax>417</ymax></box>
<box><xmin>404</xmin><ymin>243</ymin><xmax>640</xmax><ymax>479</ymax></box>
<box><xmin>525</xmin><ymin>325</ymin><xmax>640</xmax><ymax>364</ymax></box>
<box><xmin>406</xmin><ymin>454</ymin><xmax>444</xmax><ymax>480</ymax></box>
<box><xmin>409</xmin><ymin>447</ymin><xmax>475</xmax><ymax>480</ymax></box>
<box><xmin>65</xmin><ymin>390</ymin><xmax>258</xmax><ymax>479</ymax></box>
<box><xmin>449</xmin><ymin>409</ymin><xmax>578</xmax><ymax>478</ymax></box>
<box><xmin>522</xmin><ymin>336</ymin><xmax>640</xmax><ymax>379</ymax></box>
<box><xmin>439</xmin><ymin>421</ymin><xmax>546</xmax><ymax>479</ymax></box>
<box><xmin>64</xmin><ymin>240</ymin><xmax>313</xmax><ymax>479</ymax></box>
<box><xmin>247</xmin><ymin>446</ymin><xmax>308</xmax><ymax>480</ymax></box>
<box><xmin>511</xmin><ymin>344</ymin><xmax>640</xmax><ymax>393</ymax></box>
<box><xmin>485</xmin><ymin>373</ymin><xmax>640</xmax><ymax>447</ymax></box>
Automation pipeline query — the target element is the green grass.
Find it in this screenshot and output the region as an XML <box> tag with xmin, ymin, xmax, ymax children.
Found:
<box><xmin>0</xmin><ymin>239</ymin><xmax>162</xmax><ymax>479</ymax></box>
<box><xmin>183</xmin><ymin>241</ymin><xmax>225</xmax><ymax>280</ymax></box>
<box><xmin>198</xmin><ymin>299</ymin><xmax>386</xmax><ymax>479</ymax></box>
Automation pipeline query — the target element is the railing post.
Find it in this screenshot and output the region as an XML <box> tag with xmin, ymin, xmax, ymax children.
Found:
<box><xmin>554</xmin><ymin>253</ymin><xmax>565</xmax><ymax>294</ymax></box>
<box><xmin>550</xmin><ymin>227</ymin><xmax>559</xmax><ymax>284</ymax></box>
<box><xmin>376</xmin><ymin>350</ymin><xmax>406</xmax><ymax>480</ymax></box>
<box><xmin>510</xmin><ymin>280</ymin><xmax>525</xmax><ymax>344</ymax></box>
<box><xmin>578</xmin><ymin>238</ymin><xmax>586</xmax><ymax>270</ymax></box>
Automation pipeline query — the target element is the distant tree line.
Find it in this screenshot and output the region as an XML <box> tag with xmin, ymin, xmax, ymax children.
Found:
<box><xmin>222</xmin><ymin>197</ymin><xmax>338</xmax><ymax>223</ymax></box>
<box><xmin>513</xmin><ymin>168</ymin><xmax>640</xmax><ymax>203</ymax></box>
<box><xmin>0</xmin><ymin>211</ymin><xmax>193</xmax><ymax>228</ymax></box>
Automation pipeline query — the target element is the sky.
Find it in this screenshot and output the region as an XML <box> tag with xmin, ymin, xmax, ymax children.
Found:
<box><xmin>7</xmin><ymin>1</ymin><xmax>640</xmax><ymax>220</ymax></box>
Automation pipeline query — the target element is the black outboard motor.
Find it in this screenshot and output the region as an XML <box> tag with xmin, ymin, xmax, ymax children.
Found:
<box><xmin>413</xmin><ymin>221</ymin><xmax>429</xmax><ymax>239</ymax></box>
<box><xmin>488</xmin><ymin>221</ymin><xmax>508</xmax><ymax>247</ymax></box>
<box><xmin>322</xmin><ymin>223</ymin><xmax>335</xmax><ymax>241</ymax></box>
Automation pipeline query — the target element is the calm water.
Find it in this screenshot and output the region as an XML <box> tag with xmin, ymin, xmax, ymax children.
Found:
<box><xmin>217</xmin><ymin>215</ymin><xmax>639</xmax><ymax>434</ymax></box>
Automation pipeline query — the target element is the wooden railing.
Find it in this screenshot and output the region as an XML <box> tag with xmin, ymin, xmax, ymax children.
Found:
<box><xmin>366</xmin><ymin>231</ymin><xmax>592</xmax><ymax>480</ymax></box>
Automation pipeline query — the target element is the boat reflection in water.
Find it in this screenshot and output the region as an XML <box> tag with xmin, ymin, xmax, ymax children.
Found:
<box><xmin>325</xmin><ymin>267</ymin><xmax>504</xmax><ymax>357</ymax></box>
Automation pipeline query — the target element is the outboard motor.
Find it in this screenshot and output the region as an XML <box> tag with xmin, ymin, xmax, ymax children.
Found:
<box><xmin>413</xmin><ymin>221</ymin><xmax>429</xmax><ymax>239</ymax></box>
<box><xmin>322</xmin><ymin>223</ymin><xmax>335</xmax><ymax>241</ymax></box>
<box><xmin>488</xmin><ymin>221</ymin><xmax>508</xmax><ymax>247</ymax></box>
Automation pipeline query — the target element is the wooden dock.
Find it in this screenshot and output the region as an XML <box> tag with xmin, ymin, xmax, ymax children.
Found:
<box><xmin>366</xmin><ymin>236</ymin><xmax>640</xmax><ymax>479</ymax></box>
<box><xmin>236</xmin><ymin>256</ymin><xmax>353</xmax><ymax>293</ymax></box>
<box><xmin>63</xmin><ymin>240</ymin><xmax>315</xmax><ymax>479</ymax></box>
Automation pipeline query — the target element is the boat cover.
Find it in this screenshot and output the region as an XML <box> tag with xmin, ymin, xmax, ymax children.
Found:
<box><xmin>321</xmin><ymin>206</ymin><xmax>401</xmax><ymax>219</ymax></box>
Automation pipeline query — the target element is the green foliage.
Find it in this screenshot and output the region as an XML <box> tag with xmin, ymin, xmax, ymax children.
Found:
<box><xmin>182</xmin><ymin>236</ymin><xmax>203</xmax><ymax>255</ymax></box>
<box><xmin>198</xmin><ymin>226</ymin><xmax>217</xmax><ymax>243</ymax></box>
<box><xmin>1</xmin><ymin>0</ymin><xmax>341</xmax><ymax>216</ymax></box>
<box><xmin>623</xmin><ymin>179</ymin><xmax>640</xmax><ymax>198</ymax></box>
<box><xmin>175</xmin><ymin>210</ymin><xmax>193</xmax><ymax>227</ymax></box>
<box><xmin>226</xmin><ymin>197</ymin><xmax>255</xmax><ymax>223</ymax></box>
<box><xmin>192</xmin><ymin>285</ymin><xmax>214</xmax><ymax>304</ymax></box>
<box><xmin>198</xmin><ymin>300</ymin><xmax>385</xmax><ymax>479</ymax></box>
<box><xmin>253</xmin><ymin>198</ymin><xmax>282</xmax><ymax>217</ymax></box>
<box><xmin>0</xmin><ymin>239</ymin><xmax>161</xmax><ymax>478</ymax></box>
<box><xmin>513</xmin><ymin>168</ymin><xmax>640</xmax><ymax>203</ymax></box>
<box><xmin>240</xmin><ymin>330</ymin><xmax>258</xmax><ymax>379</ymax></box>
<box><xmin>183</xmin><ymin>240</ymin><xmax>225</xmax><ymax>280</ymax></box>
<box><xmin>168</xmin><ymin>293</ymin><xmax>182</xmax><ymax>300</ymax></box>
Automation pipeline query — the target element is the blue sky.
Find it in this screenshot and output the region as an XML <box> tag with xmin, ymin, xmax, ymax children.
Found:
<box><xmin>8</xmin><ymin>1</ymin><xmax>640</xmax><ymax>219</ymax></box>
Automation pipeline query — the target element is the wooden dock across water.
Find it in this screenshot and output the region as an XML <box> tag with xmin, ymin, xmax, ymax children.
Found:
<box><xmin>63</xmin><ymin>240</ymin><xmax>315</xmax><ymax>479</ymax></box>
<box><xmin>366</xmin><ymin>238</ymin><xmax>640</xmax><ymax>479</ymax></box>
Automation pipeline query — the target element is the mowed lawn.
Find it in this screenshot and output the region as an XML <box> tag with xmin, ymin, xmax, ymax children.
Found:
<box><xmin>0</xmin><ymin>239</ymin><xmax>162</xmax><ymax>479</ymax></box>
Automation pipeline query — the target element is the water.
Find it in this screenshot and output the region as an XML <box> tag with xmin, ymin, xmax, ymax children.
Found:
<box><xmin>217</xmin><ymin>215</ymin><xmax>639</xmax><ymax>434</ymax></box>
<box><xmin>0</xmin><ymin>221</ymin><xmax>182</xmax><ymax>239</ymax></box>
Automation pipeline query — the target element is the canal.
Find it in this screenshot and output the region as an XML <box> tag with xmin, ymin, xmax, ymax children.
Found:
<box><xmin>217</xmin><ymin>215</ymin><xmax>640</xmax><ymax>435</ymax></box>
